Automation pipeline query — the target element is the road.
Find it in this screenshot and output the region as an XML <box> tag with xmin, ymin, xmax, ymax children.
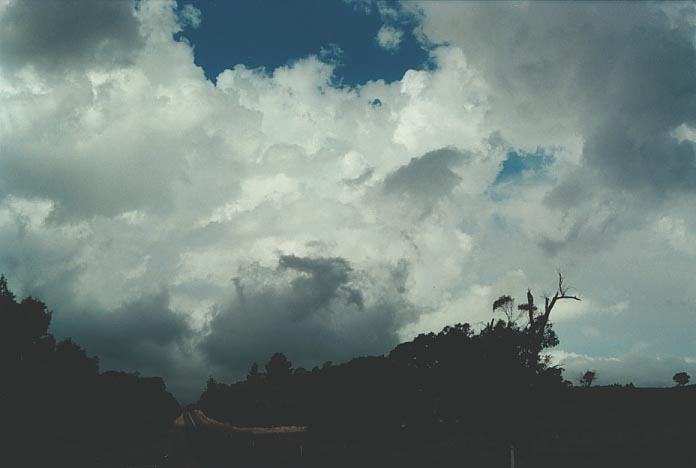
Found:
<box><xmin>182</xmin><ymin>410</ymin><xmax>257</xmax><ymax>468</ymax></box>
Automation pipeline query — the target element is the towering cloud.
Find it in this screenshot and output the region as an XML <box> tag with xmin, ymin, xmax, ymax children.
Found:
<box><xmin>1</xmin><ymin>0</ymin><xmax>695</xmax><ymax>400</ymax></box>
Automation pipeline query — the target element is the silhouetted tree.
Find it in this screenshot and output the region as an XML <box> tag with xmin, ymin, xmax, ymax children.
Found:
<box><xmin>0</xmin><ymin>273</ymin><xmax>179</xmax><ymax>464</ymax></box>
<box><xmin>205</xmin><ymin>376</ymin><xmax>218</xmax><ymax>391</ymax></box>
<box><xmin>265</xmin><ymin>352</ymin><xmax>292</xmax><ymax>385</ymax></box>
<box><xmin>579</xmin><ymin>370</ymin><xmax>597</xmax><ymax>387</ymax></box>
<box><xmin>247</xmin><ymin>362</ymin><xmax>262</xmax><ymax>383</ymax></box>
<box><xmin>493</xmin><ymin>294</ymin><xmax>518</xmax><ymax>325</ymax></box>
<box><xmin>519</xmin><ymin>272</ymin><xmax>580</xmax><ymax>362</ymax></box>
<box><xmin>54</xmin><ymin>338</ymin><xmax>99</xmax><ymax>379</ymax></box>
<box><xmin>0</xmin><ymin>275</ymin><xmax>53</xmax><ymax>363</ymax></box>
<box><xmin>201</xmin><ymin>275</ymin><xmax>579</xmax><ymax>445</ymax></box>
<box><xmin>673</xmin><ymin>371</ymin><xmax>690</xmax><ymax>387</ymax></box>
<box><xmin>95</xmin><ymin>371</ymin><xmax>179</xmax><ymax>436</ymax></box>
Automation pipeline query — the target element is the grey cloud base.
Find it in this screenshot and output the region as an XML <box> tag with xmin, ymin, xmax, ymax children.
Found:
<box><xmin>0</xmin><ymin>0</ymin><xmax>143</xmax><ymax>73</ymax></box>
<box><xmin>200</xmin><ymin>255</ymin><xmax>416</xmax><ymax>383</ymax></box>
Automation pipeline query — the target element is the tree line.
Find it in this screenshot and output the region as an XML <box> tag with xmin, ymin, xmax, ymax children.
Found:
<box><xmin>198</xmin><ymin>272</ymin><xmax>696</xmax><ymax>461</ymax></box>
<box><xmin>199</xmin><ymin>274</ymin><xmax>583</xmax><ymax>445</ymax></box>
<box><xmin>0</xmin><ymin>276</ymin><xmax>180</xmax><ymax>467</ymax></box>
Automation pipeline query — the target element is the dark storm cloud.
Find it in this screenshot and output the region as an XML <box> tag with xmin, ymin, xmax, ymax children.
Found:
<box><xmin>0</xmin><ymin>0</ymin><xmax>143</xmax><ymax>73</ymax></box>
<box><xmin>278</xmin><ymin>254</ymin><xmax>364</xmax><ymax>317</ymax></box>
<box><xmin>581</xmin><ymin>124</ymin><xmax>696</xmax><ymax>195</ymax></box>
<box><xmin>199</xmin><ymin>255</ymin><xmax>416</xmax><ymax>380</ymax></box>
<box><xmin>383</xmin><ymin>147</ymin><xmax>467</xmax><ymax>202</ymax></box>
<box><xmin>421</xmin><ymin>2</ymin><xmax>696</xmax><ymax>198</ymax></box>
<box><xmin>52</xmin><ymin>290</ymin><xmax>191</xmax><ymax>374</ymax></box>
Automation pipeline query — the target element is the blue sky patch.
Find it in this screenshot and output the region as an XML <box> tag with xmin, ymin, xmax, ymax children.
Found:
<box><xmin>179</xmin><ymin>0</ymin><xmax>430</xmax><ymax>85</ymax></box>
<box><xmin>494</xmin><ymin>150</ymin><xmax>555</xmax><ymax>185</ymax></box>
<box><xmin>487</xmin><ymin>149</ymin><xmax>555</xmax><ymax>202</ymax></box>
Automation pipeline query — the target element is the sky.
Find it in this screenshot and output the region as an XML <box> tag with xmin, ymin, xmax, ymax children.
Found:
<box><xmin>1</xmin><ymin>0</ymin><xmax>696</xmax><ymax>402</ymax></box>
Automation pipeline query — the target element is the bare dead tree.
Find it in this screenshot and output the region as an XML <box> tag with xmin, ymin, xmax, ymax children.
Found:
<box><xmin>517</xmin><ymin>289</ymin><xmax>538</xmax><ymax>329</ymax></box>
<box><xmin>518</xmin><ymin>271</ymin><xmax>581</xmax><ymax>358</ymax></box>
<box><xmin>539</xmin><ymin>272</ymin><xmax>580</xmax><ymax>336</ymax></box>
<box><xmin>490</xmin><ymin>272</ymin><xmax>579</xmax><ymax>468</ymax></box>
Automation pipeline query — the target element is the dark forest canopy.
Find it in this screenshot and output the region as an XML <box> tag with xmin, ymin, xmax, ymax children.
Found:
<box><xmin>196</xmin><ymin>274</ymin><xmax>696</xmax><ymax>467</ymax></box>
<box><xmin>198</xmin><ymin>275</ymin><xmax>581</xmax><ymax>442</ymax></box>
<box><xmin>199</xmin><ymin>318</ymin><xmax>566</xmax><ymax>441</ymax></box>
<box><xmin>0</xmin><ymin>275</ymin><xmax>180</xmax><ymax>467</ymax></box>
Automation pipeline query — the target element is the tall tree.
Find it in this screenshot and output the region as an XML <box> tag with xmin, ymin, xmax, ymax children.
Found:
<box><xmin>518</xmin><ymin>272</ymin><xmax>580</xmax><ymax>361</ymax></box>
<box><xmin>247</xmin><ymin>362</ymin><xmax>262</xmax><ymax>383</ymax></box>
<box><xmin>673</xmin><ymin>372</ymin><xmax>690</xmax><ymax>387</ymax></box>
<box><xmin>579</xmin><ymin>370</ymin><xmax>597</xmax><ymax>387</ymax></box>
<box><xmin>265</xmin><ymin>352</ymin><xmax>292</xmax><ymax>385</ymax></box>
<box><xmin>493</xmin><ymin>295</ymin><xmax>518</xmax><ymax>325</ymax></box>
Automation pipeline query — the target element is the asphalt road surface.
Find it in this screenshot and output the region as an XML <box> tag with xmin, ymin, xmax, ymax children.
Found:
<box><xmin>183</xmin><ymin>411</ymin><xmax>257</xmax><ymax>468</ymax></box>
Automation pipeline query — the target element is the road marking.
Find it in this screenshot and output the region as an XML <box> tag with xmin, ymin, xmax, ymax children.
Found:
<box><xmin>186</xmin><ymin>412</ymin><xmax>197</xmax><ymax>429</ymax></box>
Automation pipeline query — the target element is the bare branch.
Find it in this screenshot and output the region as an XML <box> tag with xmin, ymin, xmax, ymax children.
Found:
<box><xmin>529</xmin><ymin>272</ymin><xmax>582</xmax><ymax>356</ymax></box>
<box><xmin>557</xmin><ymin>271</ymin><xmax>580</xmax><ymax>301</ymax></box>
<box><xmin>526</xmin><ymin>289</ymin><xmax>535</xmax><ymax>326</ymax></box>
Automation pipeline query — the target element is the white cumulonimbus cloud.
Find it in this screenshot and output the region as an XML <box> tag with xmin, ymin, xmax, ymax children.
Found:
<box><xmin>1</xmin><ymin>0</ymin><xmax>696</xmax><ymax>400</ymax></box>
